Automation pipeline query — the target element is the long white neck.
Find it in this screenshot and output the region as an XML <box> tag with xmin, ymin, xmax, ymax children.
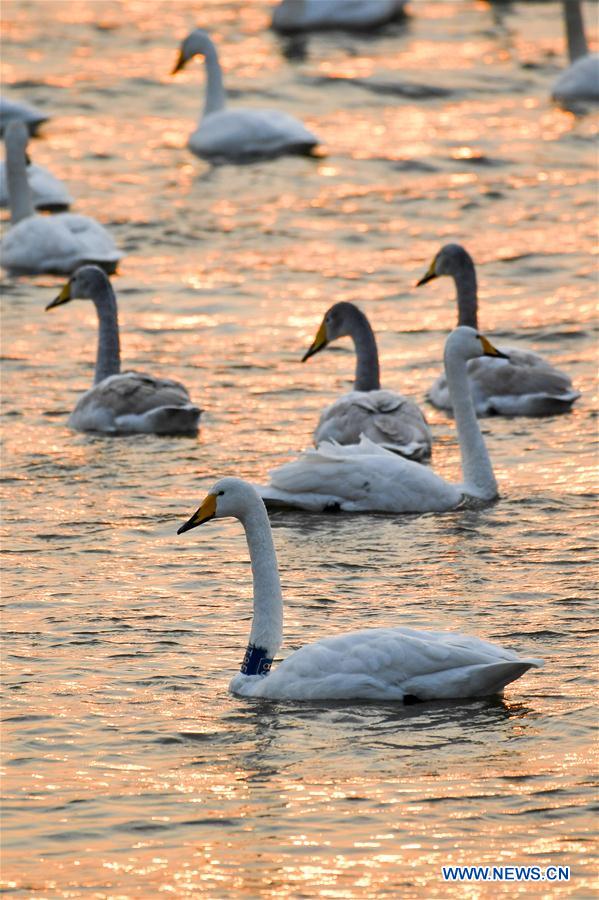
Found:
<box><xmin>444</xmin><ymin>343</ymin><xmax>498</xmax><ymax>500</ymax></box>
<box><xmin>240</xmin><ymin>500</ymin><xmax>283</xmax><ymax>658</ymax></box>
<box><xmin>91</xmin><ymin>281</ymin><xmax>121</xmax><ymax>384</ymax></box>
<box><xmin>563</xmin><ymin>0</ymin><xmax>588</xmax><ymax>63</ymax></box>
<box><xmin>199</xmin><ymin>40</ymin><xmax>226</xmax><ymax>117</ymax></box>
<box><xmin>5</xmin><ymin>129</ymin><xmax>34</xmax><ymax>224</ymax></box>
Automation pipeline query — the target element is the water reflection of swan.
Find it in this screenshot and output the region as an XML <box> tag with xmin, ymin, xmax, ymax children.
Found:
<box><xmin>258</xmin><ymin>328</ymin><xmax>506</xmax><ymax>513</ymax></box>
<box><xmin>178</xmin><ymin>477</ymin><xmax>542</xmax><ymax>701</ymax></box>
<box><xmin>552</xmin><ymin>0</ymin><xmax>599</xmax><ymax>107</ymax></box>
<box><xmin>417</xmin><ymin>244</ymin><xmax>580</xmax><ymax>417</ymax></box>
<box><xmin>271</xmin><ymin>0</ymin><xmax>407</xmax><ymax>34</ymax></box>
<box><xmin>172</xmin><ymin>29</ymin><xmax>319</xmax><ymax>162</ymax></box>
<box><xmin>46</xmin><ymin>266</ymin><xmax>202</xmax><ymax>436</ymax></box>
<box><xmin>0</xmin><ymin>121</ymin><xmax>121</xmax><ymax>275</ymax></box>
<box><xmin>302</xmin><ymin>302</ymin><xmax>432</xmax><ymax>461</ymax></box>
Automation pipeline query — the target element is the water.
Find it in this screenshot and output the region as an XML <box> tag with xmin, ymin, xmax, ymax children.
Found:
<box><xmin>1</xmin><ymin>1</ymin><xmax>597</xmax><ymax>895</ymax></box>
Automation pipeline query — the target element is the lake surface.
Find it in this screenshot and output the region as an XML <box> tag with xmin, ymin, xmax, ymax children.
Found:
<box><xmin>1</xmin><ymin>1</ymin><xmax>597</xmax><ymax>896</ymax></box>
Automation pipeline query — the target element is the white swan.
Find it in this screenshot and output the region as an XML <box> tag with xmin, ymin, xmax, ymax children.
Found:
<box><xmin>178</xmin><ymin>477</ymin><xmax>543</xmax><ymax>701</ymax></box>
<box><xmin>302</xmin><ymin>301</ymin><xmax>432</xmax><ymax>461</ymax></box>
<box><xmin>0</xmin><ymin>96</ymin><xmax>48</xmax><ymax>136</ymax></box>
<box><xmin>46</xmin><ymin>266</ymin><xmax>202</xmax><ymax>436</ymax></box>
<box><xmin>552</xmin><ymin>0</ymin><xmax>599</xmax><ymax>107</ymax></box>
<box><xmin>172</xmin><ymin>29</ymin><xmax>319</xmax><ymax>161</ymax></box>
<box><xmin>417</xmin><ymin>244</ymin><xmax>580</xmax><ymax>417</ymax></box>
<box><xmin>0</xmin><ymin>121</ymin><xmax>121</xmax><ymax>275</ymax></box>
<box><xmin>0</xmin><ymin>158</ymin><xmax>72</xmax><ymax>210</ymax></box>
<box><xmin>258</xmin><ymin>327</ymin><xmax>506</xmax><ymax>513</ymax></box>
<box><xmin>272</xmin><ymin>0</ymin><xmax>407</xmax><ymax>34</ymax></box>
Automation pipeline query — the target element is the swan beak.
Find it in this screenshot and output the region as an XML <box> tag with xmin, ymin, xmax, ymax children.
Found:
<box><xmin>46</xmin><ymin>281</ymin><xmax>71</xmax><ymax>311</ymax></box>
<box><xmin>479</xmin><ymin>334</ymin><xmax>509</xmax><ymax>359</ymax></box>
<box><xmin>416</xmin><ymin>258</ymin><xmax>437</xmax><ymax>287</ymax></box>
<box><xmin>171</xmin><ymin>50</ymin><xmax>186</xmax><ymax>75</ymax></box>
<box><xmin>302</xmin><ymin>319</ymin><xmax>328</xmax><ymax>362</ymax></box>
<box><xmin>177</xmin><ymin>493</ymin><xmax>217</xmax><ymax>534</ymax></box>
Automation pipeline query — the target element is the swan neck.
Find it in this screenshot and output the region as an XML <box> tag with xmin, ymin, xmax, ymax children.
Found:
<box><xmin>453</xmin><ymin>261</ymin><xmax>478</xmax><ymax>328</ymax></box>
<box><xmin>445</xmin><ymin>345</ymin><xmax>497</xmax><ymax>499</ymax></box>
<box><xmin>201</xmin><ymin>42</ymin><xmax>226</xmax><ymax>117</ymax></box>
<box><xmin>5</xmin><ymin>133</ymin><xmax>34</xmax><ymax>224</ymax></box>
<box><xmin>349</xmin><ymin>309</ymin><xmax>381</xmax><ymax>391</ymax></box>
<box><xmin>563</xmin><ymin>0</ymin><xmax>588</xmax><ymax>62</ymax></box>
<box><xmin>92</xmin><ymin>283</ymin><xmax>121</xmax><ymax>384</ymax></box>
<box><xmin>241</xmin><ymin>501</ymin><xmax>283</xmax><ymax>660</ymax></box>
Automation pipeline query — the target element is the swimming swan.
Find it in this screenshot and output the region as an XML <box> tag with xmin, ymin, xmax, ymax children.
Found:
<box><xmin>258</xmin><ymin>327</ymin><xmax>506</xmax><ymax>513</ymax></box>
<box><xmin>46</xmin><ymin>266</ymin><xmax>202</xmax><ymax>436</ymax></box>
<box><xmin>552</xmin><ymin>0</ymin><xmax>599</xmax><ymax>107</ymax></box>
<box><xmin>0</xmin><ymin>121</ymin><xmax>121</xmax><ymax>275</ymax></box>
<box><xmin>178</xmin><ymin>477</ymin><xmax>543</xmax><ymax>701</ymax></box>
<box><xmin>0</xmin><ymin>158</ymin><xmax>72</xmax><ymax>210</ymax></box>
<box><xmin>0</xmin><ymin>96</ymin><xmax>48</xmax><ymax>136</ymax></box>
<box><xmin>172</xmin><ymin>29</ymin><xmax>319</xmax><ymax>161</ymax></box>
<box><xmin>417</xmin><ymin>244</ymin><xmax>580</xmax><ymax>417</ymax></box>
<box><xmin>271</xmin><ymin>0</ymin><xmax>407</xmax><ymax>34</ymax></box>
<box><xmin>302</xmin><ymin>301</ymin><xmax>432</xmax><ymax>460</ymax></box>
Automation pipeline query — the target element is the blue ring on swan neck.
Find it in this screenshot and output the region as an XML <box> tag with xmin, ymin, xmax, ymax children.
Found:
<box><xmin>240</xmin><ymin>644</ymin><xmax>272</xmax><ymax>676</ymax></box>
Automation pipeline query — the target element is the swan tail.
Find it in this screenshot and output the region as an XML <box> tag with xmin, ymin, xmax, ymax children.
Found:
<box><xmin>401</xmin><ymin>658</ymin><xmax>543</xmax><ymax>701</ymax></box>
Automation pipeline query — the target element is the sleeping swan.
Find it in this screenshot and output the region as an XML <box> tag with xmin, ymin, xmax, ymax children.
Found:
<box><xmin>302</xmin><ymin>301</ymin><xmax>432</xmax><ymax>460</ymax></box>
<box><xmin>417</xmin><ymin>244</ymin><xmax>580</xmax><ymax>417</ymax></box>
<box><xmin>552</xmin><ymin>0</ymin><xmax>599</xmax><ymax>107</ymax></box>
<box><xmin>46</xmin><ymin>266</ymin><xmax>202</xmax><ymax>436</ymax></box>
<box><xmin>258</xmin><ymin>327</ymin><xmax>506</xmax><ymax>513</ymax></box>
<box><xmin>178</xmin><ymin>477</ymin><xmax>543</xmax><ymax>701</ymax></box>
<box><xmin>0</xmin><ymin>121</ymin><xmax>121</xmax><ymax>275</ymax></box>
<box><xmin>172</xmin><ymin>29</ymin><xmax>319</xmax><ymax>161</ymax></box>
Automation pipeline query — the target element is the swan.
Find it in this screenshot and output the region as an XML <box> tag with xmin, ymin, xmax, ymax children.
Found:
<box><xmin>258</xmin><ymin>327</ymin><xmax>506</xmax><ymax>513</ymax></box>
<box><xmin>0</xmin><ymin>157</ymin><xmax>72</xmax><ymax>211</ymax></box>
<box><xmin>552</xmin><ymin>0</ymin><xmax>599</xmax><ymax>107</ymax></box>
<box><xmin>302</xmin><ymin>301</ymin><xmax>432</xmax><ymax>461</ymax></box>
<box><xmin>178</xmin><ymin>477</ymin><xmax>543</xmax><ymax>701</ymax></box>
<box><xmin>271</xmin><ymin>0</ymin><xmax>407</xmax><ymax>34</ymax></box>
<box><xmin>46</xmin><ymin>266</ymin><xmax>202</xmax><ymax>436</ymax></box>
<box><xmin>0</xmin><ymin>96</ymin><xmax>48</xmax><ymax>136</ymax></box>
<box><xmin>172</xmin><ymin>29</ymin><xmax>319</xmax><ymax>161</ymax></box>
<box><xmin>0</xmin><ymin>121</ymin><xmax>121</xmax><ymax>275</ymax></box>
<box><xmin>417</xmin><ymin>244</ymin><xmax>580</xmax><ymax>417</ymax></box>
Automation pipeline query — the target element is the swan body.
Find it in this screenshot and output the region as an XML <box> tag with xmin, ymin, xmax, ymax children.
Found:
<box><xmin>303</xmin><ymin>302</ymin><xmax>431</xmax><ymax>460</ymax></box>
<box><xmin>46</xmin><ymin>266</ymin><xmax>201</xmax><ymax>436</ymax></box>
<box><xmin>0</xmin><ymin>121</ymin><xmax>121</xmax><ymax>275</ymax></box>
<box><xmin>0</xmin><ymin>96</ymin><xmax>48</xmax><ymax>136</ymax></box>
<box><xmin>272</xmin><ymin>0</ymin><xmax>407</xmax><ymax>34</ymax></box>
<box><xmin>259</xmin><ymin>328</ymin><xmax>505</xmax><ymax>513</ymax></box>
<box><xmin>172</xmin><ymin>29</ymin><xmax>319</xmax><ymax>161</ymax></box>
<box><xmin>178</xmin><ymin>477</ymin><xmax>543</xmax><ymax>702</ymax></box>
<box><xmin>552</xmin><ymin>1</ymin><xmax>599</xmax><ymax>106</ymax></box>
<box><xmin>0</xmin><ymin>160</ymin><xmax>72</xmax><ymax>210</ymax></box>
<box><xmin>417</xmin><ymin>244</ymin><xmax>580</xmax><ymax>417</ymax></box>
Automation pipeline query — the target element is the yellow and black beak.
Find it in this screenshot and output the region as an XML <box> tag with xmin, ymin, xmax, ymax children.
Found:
<box><xmin>177</xmin><ymin>493</ymin><xmax>217</xmax><ymax>534</ymax></box>
<box><xmin>416</xmin><ymin>256</ymin><xmax>438</xmax><ymax>287</ymax></box>
<box><xmin>171</xmin><ymin>49</ymin><xmax>186</xmax><ymax>75</ymax></box>
<box><xmin>478</xmin><ymin>334</ymin><xmax>509</xmax><ymax>360</ymax></box>
<box><xmin>45</xmin><ymin>280</ymin><xmax>71</xmax><ymax>311</ymax></box>
<box><xmin>302</xmin><ymin>318</ymin><xmax>329</xmax><ymax>362</ymax></box>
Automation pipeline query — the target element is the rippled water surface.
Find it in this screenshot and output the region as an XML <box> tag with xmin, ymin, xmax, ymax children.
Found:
<box><xmin>1</xmin><ymin>1</ymin><xmax>597</xmax><ymax>896</ymax></box>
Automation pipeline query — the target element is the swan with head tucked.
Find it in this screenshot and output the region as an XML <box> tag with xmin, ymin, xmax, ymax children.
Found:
<box><xmin>0</xmin><ymin>121</ymin><xmax>121</xmax><ymax>275</ymax></box>
<box><xmin>0</xmin><ymin>96</ymin><xmax>48</xmax><ymax>136</ymax></box>
<box><xmin>271</xmin><ymin>0</ymin><xmax>407</xmax><ymax>34</ymax></box>
<box><xmin>302</xmin><ymin>301</ymin><xmax>432</xmax><ymax>460</ymax></box>
<box><xmin>178</xmin><ymin>477</ymin><xmax>543</xmax><ymax>701</ymax></box>
<box><xmin>46</xmin><ymin>266</ymin><xmax>202</xmax><ymax>436</ymax></box>
<box><xmin>258</xmin><ymin>327</ymin><xmax>506</xmax><ymax>513</ymax></box>
<box><xmin>552</xmin><ymin>0</ymin><xmax>599</xmax><ymax>107</ymax></box>
<box><xmin>172</xmin><ymin>29</ymin><xmax>319</xmax><ymax>161</ymax></box>
<box><xmin>417</xmin><ymin>244</ymin><xmax>580</xmax><ymax>417</ymax></box>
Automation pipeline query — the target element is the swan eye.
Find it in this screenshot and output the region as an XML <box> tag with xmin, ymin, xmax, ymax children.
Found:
<box><xmin>217</xmin><ymin>490</ymin><xmax>225</xmax><ymax>496</ymax></box>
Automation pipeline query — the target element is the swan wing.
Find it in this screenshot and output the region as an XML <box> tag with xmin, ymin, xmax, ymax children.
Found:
<box><xmin>191</xmin><ymin>109</ymin><xmax>318</xmax><ymax>159</ymax></box>
<box><xmin>314</xmin><ymin>390</ymin><xmax>432</xmax><ymax>460</ymax></box>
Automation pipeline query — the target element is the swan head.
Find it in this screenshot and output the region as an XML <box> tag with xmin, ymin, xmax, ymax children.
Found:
<box><xmin>46</xmin><ymin>265</ymin><xmax>111</xmax><ymax>310</ymax></box>
<box><xmin>416</xmin><ymin>243</ymin><xmax>474</xmax><ymax>286</ymax></box>
<box><xmin>172</xmin><ymin>29</ymin><xmax>216</xmax><ymax>74</ymax></box>
<box><xmin>178</xmin><ymin>477</ymin><xmax>262</xmax><ymax>534</ymax></box>
<box><xmin>302</xmin><ymin>301</ymin><xmax>361</xmax><ymax>361</ymax></box>
<box><xmin>444</xmin><ymin>326</ymin><xmax>508</xmax><ymax>362</ymax></box>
